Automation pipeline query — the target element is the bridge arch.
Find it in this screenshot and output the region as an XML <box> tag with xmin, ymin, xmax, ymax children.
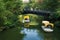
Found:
<box><xmin>22</xmin><ymin>9</ymin><xmax>51</xmax><ymax>16</ymax></box>
<box><xmin>22</xmin><ymin>9</ymin><xmax>52</xmax><ymax>21</ymax></box>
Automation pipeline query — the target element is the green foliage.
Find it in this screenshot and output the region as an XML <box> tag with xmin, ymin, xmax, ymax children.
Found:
<box><xmin>42</xmin><ymin>0</ymin><xmax>58</xmax><ymax>11</ymax></box>
<box><xmin>0</xmin><ymin>0</ymin><xmax>60</xmax><ymax>28</ymax></box>
<box><xmin>0</xmin><ymin>0</ymin><xmax>22</xmax><ymax>28</ymax></box>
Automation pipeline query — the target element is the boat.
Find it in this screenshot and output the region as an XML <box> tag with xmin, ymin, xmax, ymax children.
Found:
<box><xmin>23</xmin><ymin>15</ymin><xmax>30</xmax><ymax>23</ymax></box>
<box><xmin>41</xmin><ymin>26</ymin><xmax>53</xmax><ymax>32</ymax></box>
<box><xmin>41</xmin><ymin>21</ymin><xmax>54</xmax><ymax>32</ymax></box>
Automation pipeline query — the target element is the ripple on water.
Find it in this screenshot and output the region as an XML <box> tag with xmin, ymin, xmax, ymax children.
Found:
<box><xmin>20</xmin><ymin>28</ymin><xmax>44</xmax><ymax>40</ymax></box>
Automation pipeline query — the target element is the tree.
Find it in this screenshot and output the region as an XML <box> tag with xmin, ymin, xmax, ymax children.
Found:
<box><xmin>0</xmin><ymin>0</ymin><xmax>22</xmax><ymax>28</ymax></box>
<box><xmin>42</xmin><ymin>0</ymin><xmax>58</xmax><ymax>12</ymax></box>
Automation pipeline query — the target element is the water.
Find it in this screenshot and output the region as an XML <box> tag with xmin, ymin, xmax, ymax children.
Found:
<box><xmin>21</xmin><ymin>28</ymin><xmax>44</xmax><ymax>40</ymax></box>
<box><xmin>0</xmin><ymin>26</ymin><xmax>60</xmax><ymax>40</ymax></box>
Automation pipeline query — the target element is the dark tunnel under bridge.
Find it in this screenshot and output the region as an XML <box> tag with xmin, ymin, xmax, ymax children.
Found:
<box><xmin>22</xmin><ymin>9</ymin><xmax>53</xmax><ymax>21</ymax></box>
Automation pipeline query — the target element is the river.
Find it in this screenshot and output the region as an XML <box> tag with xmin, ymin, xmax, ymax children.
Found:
<box><xmin>0</xmin><ymin>26</ymin><xmax>60</xmax><ymax>40</ymax></box>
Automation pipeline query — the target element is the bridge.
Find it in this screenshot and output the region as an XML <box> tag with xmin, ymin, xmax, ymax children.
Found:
<box><xmin>22</xmin><ymin>8</ymin><xmax>52</xmax><ymax>16</ymax></box>
<box><xmin>22</xmin><ymin>8</ymin><xmax>53</xmax><ymax>21</ymax></box>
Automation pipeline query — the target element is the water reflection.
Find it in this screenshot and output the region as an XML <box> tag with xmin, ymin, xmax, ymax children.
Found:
<box><xmin>53</xmin><ymin>28</ymin><xmax>60</xmax><ymax>40</ymax></box>
<box><xmin>20</xmin><ymin>28</ymin><xmax>44</xmax><ymax>40</ymax></box>
<box><xmin>20</xmin><ymin>27</ymin><xmax>60</xmax><ymax>40</ymax></box>
<box><xmin>43</xmin><ymin>33</ymin><xmax>54</xmax><ymax>40</ymax></box>
<box><xmin>0</xmin><ymin>28</ymin><xmax>24</xmax><ymax>40</ymax></box>
<box><xmin>0</xmin><ymin>26</ymin><xmax>60</xmax><ymax>40</ymax></box>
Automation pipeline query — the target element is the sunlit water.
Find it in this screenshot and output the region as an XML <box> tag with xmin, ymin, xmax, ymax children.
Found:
<box><xmin>20</xmin><ymin>28</ymin><xmax>44</xmax><ymax>40</ymax></box>
<box><xmin>0</xmin><ymin>26</ymin><xmax>60</xmax><ymax>40</ymax></box>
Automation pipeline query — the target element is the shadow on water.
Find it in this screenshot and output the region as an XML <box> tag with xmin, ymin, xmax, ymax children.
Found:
<box><xmin>53</xmin><ymin>27</ymin><xmax>60</xmax><ymax>40</ymax></box>
<box><xmin>20</xmin><ymin>25</ymin><xmax>60</xmax><ymax>40</ymax></box>
<box><xmin>0</xmin><ymin>25</ymin><xmax>60</xmax><ymax>40</ymax></box>
<box><xmin>20</xmin><ymin>27</ymin><xmax>44</xmax><ymax>40</ymax></box>
<box><xmin>0</xmin><ymin>27</ymin><xmax>25</xmax><ymax>40</ymax></box>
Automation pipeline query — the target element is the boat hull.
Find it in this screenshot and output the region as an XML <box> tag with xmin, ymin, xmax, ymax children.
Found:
<box><xmin>41</xmin><ymin>26</ymin><xmax>53</xmax><ymax>32</ymax></box>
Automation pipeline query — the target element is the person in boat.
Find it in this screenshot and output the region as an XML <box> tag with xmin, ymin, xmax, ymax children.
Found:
<box><xmin>23</xmin><ymin>15</ymin><xmax>30</xmax><ymax>23</ymax></box>
<box><xmin>23</xmin><ymin>15</ymin><xmax>30</xmax><ymax>27</ymax></box>
<box><xmin>42</xmin><ymin>21</ymin><xmax>54</xmax><ymax>29</ymax></box>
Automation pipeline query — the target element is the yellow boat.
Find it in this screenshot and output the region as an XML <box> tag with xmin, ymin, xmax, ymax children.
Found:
<box><xmin>23</xmin><ymin>15</ymin><xmax>30</xmax><ymax>27</ymax></box>
<box><xmin>23</xmin><ymin>15</ymin><xmax>30</xmax><ymax>23</ymax></box>
<box><xmin>41</xmin><ymin>21</ymin><xmax>54</xmax><ymax>32</ymax></box>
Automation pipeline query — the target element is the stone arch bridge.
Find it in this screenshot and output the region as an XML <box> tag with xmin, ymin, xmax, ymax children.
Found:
<box><xmin>22</xmin><ymin>9</ymin><xmax>53</xmax><ymax>21</ymax></box>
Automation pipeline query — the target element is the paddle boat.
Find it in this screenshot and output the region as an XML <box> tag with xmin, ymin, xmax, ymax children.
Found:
<box><xmin>23</xmin><ymin>15</ymin><xmax>30</xmax><ymax>23</ymax></box>
<box><xmin>23</xmin><ymin>15</ymin><xmax>30</xmax><ymax>27</ymax></box>
<box><xmin>41</xmin><ymin>21</ymin><xmax>54</xmax><ymax>32</ymax></box>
